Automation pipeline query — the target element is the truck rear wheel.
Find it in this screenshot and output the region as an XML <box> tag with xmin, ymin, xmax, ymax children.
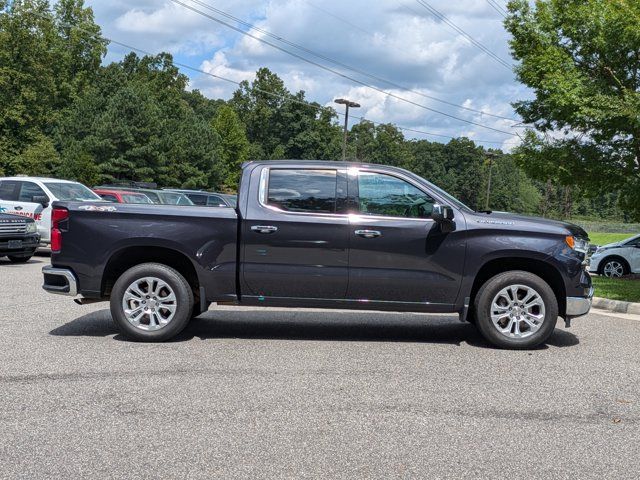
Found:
<box><xmin>474</xmin><ymin>271</ymin><xmax>558</xmax><ymax>349</ymax></box>
<box><xmin>110</xmin><ymin>263</ymin><xmax>194</xmax><ymax>342</ymax></box>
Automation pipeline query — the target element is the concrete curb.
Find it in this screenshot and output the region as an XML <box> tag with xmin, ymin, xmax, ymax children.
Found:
<box><xmin>592</xmin><ymin>297</ymin><xmax>640</xmax><ymax>315</ymax></box>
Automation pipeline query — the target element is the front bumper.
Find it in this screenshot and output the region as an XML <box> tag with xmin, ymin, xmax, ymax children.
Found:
<box><xmin>566</xmin><ymin>286</ymin><xmax>594</xmax><ymax>318</ymax></box>
<box><xmin>0</xmin><ymin>234</ymin><xmax>40</xmax><ymax>254</ymax></box>
<box><xmin>42</xmin><ymin>266</ymin><xmax>78</xmax><ymax>296</ymax></box>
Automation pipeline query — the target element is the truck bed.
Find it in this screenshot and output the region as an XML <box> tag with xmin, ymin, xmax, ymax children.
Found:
<box><xmin>50</xmin><ymin>202</ymin><xmax>238</xmax><ymax>302</ymax></box>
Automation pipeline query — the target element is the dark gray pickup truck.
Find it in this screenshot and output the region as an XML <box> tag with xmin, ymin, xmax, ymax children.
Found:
<box><xmin>42</xmin><ymin>160</ymin><xmax>593</xmax><ymax>348</ymax></box>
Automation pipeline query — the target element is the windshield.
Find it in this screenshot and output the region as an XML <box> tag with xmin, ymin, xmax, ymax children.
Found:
<box><xmin>122</xmin><ymin>193</ymin><xmax>153</xmax><ymax>204</ymax></box>
<box><xmin>159</xmin><ymin>192</ymin><xmax>194</xmax><ymax>205</ymax></box>
<box><xmin>222</xmin><ymin>194</ymin><xmax>237</xmax><ymax>207</ymax></box>
<box><xmin>45</xmin><ymin>182</ymin><xmax>101</xmax><ymax>201</ymax></box>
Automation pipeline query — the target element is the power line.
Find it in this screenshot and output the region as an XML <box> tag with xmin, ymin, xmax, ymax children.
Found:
<box><xmin>415</xmin><ymin>0</ymin><xmax>512</xmax><ymax>69</ymax></box>
<box><xmin>486</xmin><ymin>0</ymin><xmax>508</xmax><ymax>18</ymax></box>
<box><xmin>168</xmin><ymin>0</ymin><xmax>515</xmax><ymax>135</ymax></box>
<box><xmin>182</xmin><ymin>0</ymin><xmax>517</xmax><ymax>122</ymax></box>
<box><xmin>29</xmin><ymin>10</ymin><xmax>518</xmax><ymax>146</ymax></box>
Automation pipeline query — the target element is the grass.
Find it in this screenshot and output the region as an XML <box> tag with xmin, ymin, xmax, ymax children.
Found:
<box><xmin>588</xmin><ymin>232</ymin><xmax>634</xmax><ymax>246</ymax></box>
<box><xmin>592</xmin><ymin>276</ymin><xmax>640</xmax><ymax>303</ymax></box>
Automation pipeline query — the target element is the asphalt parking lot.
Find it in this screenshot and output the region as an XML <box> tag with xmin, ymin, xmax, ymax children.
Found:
<box><xmin>1</xmin><ymin>255</ymin><xmax>639</xmax><ymax>479</ymax></box>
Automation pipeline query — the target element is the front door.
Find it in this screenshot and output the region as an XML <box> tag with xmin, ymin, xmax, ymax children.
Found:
<box><xmin>347</xmin><ymin>169</ymin><xmax>465</xmax><ymax>307</ymax></box>
<box><xmin>241</xmin><ymin>167</ymin><xmax>349</xmax><ymax>300</ymax></box>
<box><xmin>0</xmin><ymin>181</ymin><xmax>45</xmax><ymax>232</ymax></box>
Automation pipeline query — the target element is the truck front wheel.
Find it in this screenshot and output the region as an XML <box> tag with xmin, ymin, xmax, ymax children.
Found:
<box><xmin>110</xmin><ymin>263</ymin><xmax>194</xmax><ymax>342</ymax></box>
<box><xmin>474</xmin><ymin>271</ymin><xmax>558</xmax><ymax>349</ymax></box>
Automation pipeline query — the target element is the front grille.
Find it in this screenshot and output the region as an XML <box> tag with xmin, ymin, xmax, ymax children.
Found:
<box><xmin>0</xmin><ymin>223</ymin><xmax>27</xmax><ymax>235</ymax></box>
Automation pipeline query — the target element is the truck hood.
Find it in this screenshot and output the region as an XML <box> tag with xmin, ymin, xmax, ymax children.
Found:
<box><xmin>465</xmin><ymin>211</ymin><xmax>588</xmax><ymax>238</ymax></box>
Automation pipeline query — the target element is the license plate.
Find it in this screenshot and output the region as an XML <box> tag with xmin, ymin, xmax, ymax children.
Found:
<box><xmin>7</xmin><ymin>240</ymin><xmax>22</xmax><ymax>249</ymax></box>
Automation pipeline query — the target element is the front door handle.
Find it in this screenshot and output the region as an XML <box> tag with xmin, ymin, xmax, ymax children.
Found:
<box><xmin>355</xmin><ymin>229</ymin><xmax>381</xmax><ymax>238</ymax></box>
<box><xmin>14</xmin><ymin>206</ymin><xmax>23</xmax><ymax>211</ymax></box>
<box><xmin>251</xmin><ymin>225</ymin><xmax>278</xmax><ymax>234</ymax></box>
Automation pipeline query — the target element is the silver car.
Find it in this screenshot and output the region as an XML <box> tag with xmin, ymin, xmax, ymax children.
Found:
<box><xmin>589</xmin><ymin>234</ymin><xmax>640</xmax><ymax>277</ymax></box>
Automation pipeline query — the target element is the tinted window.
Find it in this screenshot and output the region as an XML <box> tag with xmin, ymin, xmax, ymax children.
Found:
<box><xmin>100</xmin><ymin>194</ymin><xmax>119</xmax><ymax>202</ymax></box>
<box><xmin>186</xmin><ymin>194</ymin><xmax>207</xmax><ymax>206</ymax></box>
<box><xmin>625</xmin><ymin>236</ymin><xmax>640</xmax><ymax>246</ymax></box>
<box><xmin>19</xmin><ymin>182</ymin><xmax>48</xmax><ymax>202</ymax></box>
<box><xmin>0</xmin><ymin>181</ymin><xmax>19</xmax><ymax>201</ymax></box>
<box><xmin>358</xmin><ymin>172</ymin><xmax>435</xmax><ymax>218</ymax></box>
<box><xmin>267</xmin><ymin>169</ymin><xmax>337</xmax><ymax>213</ymax></box>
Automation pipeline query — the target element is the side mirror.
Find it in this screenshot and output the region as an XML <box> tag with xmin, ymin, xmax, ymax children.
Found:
<box><xmin>32</xmin><ymin>195</ymin><xmax>50</xmax><ymax>208</ymax></box>
<box><xmin>432</xmin><ymin>204</ymin><xmax>455</xmax><ymax>222</ymax></box>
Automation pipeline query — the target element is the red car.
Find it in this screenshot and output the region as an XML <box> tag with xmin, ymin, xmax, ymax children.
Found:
<box><xmin>93</xmin><ymin>189</ymin><xmax>154</xmax><ymax>204</ymax></box>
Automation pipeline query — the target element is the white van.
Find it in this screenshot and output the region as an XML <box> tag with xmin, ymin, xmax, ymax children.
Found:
<box><xmin>0</xmin><ymin>177</ymin><xmax>101</xmax><ymax>245</ymax></box>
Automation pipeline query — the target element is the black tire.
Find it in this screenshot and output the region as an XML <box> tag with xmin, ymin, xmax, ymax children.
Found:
<box><xmin>598</xmin><ymin>256</ymin><xmax>629</xmax><ymax>278</ymax></box>
<box><xmin>110</xmin><ymin>263</ymin><xmax>194</xmax><ymax>342</ymax></box>
<box><xmin>474</xmin><ymin>270</ymin><xmax>558</xmax><ymax>349</ymax></box>
<box><xmin>7</xmin><ymin>253</ymin><xmax>34</xmax><ymax>263</ymax></box>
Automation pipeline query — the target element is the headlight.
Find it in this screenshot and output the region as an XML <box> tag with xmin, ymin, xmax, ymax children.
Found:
<box><xmin>565</xmin><ymin>236</ymin><xmax>589</xmax><ymax>254</ymax></box>
<box><xmin>26</xmin><ymin>222</ymin><xmax>37</xmax><ymax>233</ymax></box>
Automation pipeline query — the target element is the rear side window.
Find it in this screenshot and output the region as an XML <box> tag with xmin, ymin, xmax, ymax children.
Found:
<box><xmin>0</xmin><ymin>181</ymin><xmax>19</xmax><ymax>201</ymax></box>
<box><xmin>18</xmin><ymin>182</ymin><xmax>48</xmax><ymax>202</ymax></box>
<box><xmin>100</xmin><ymin>194</ymin><xmax>119</xmax><ymax>203</ymax></box>
<box><xmin>267</xmin><ymin>169</ymin><xmax>337</xmax><ymax>213</ymax></box>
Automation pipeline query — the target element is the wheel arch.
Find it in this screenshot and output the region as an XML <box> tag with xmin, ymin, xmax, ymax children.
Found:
<box><xmin>597</xmin><ymin>255</ymin><xmax>630</xmax><ymax>276</ymax></box>
<box><xmin>102</xmin><ymin>246</ymin><xmax>200</xmax><ymax>299</ymax></box>
<box><xmin>469</xmin><ymin>257</ymin><xmax>567</xmax><ymax>318</ymax></box>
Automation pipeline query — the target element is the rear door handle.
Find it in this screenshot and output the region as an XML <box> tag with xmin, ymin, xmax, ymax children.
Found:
<box><xmin>355</xmin><ymin>229</ymin><xmax>381</xmax><ymax>238</ymax></box>
<box><xmin>251</xmin><ymin>225</ymin><xmax>278</xmax><ymax>234</ymax></box>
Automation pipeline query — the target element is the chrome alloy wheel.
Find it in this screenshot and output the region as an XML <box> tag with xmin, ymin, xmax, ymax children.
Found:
<box><xmin>121</xmin><ymin>277</ymin><xmax>177</xmax><ymax>331</ymax></box>
<box><xmin>490</xmin><ymin>284</ymin><xmax>546</xmax><ymax>339</ymax></box>
<box><xmin>603</xmin><ymin>260</ymin><xmax>625</xmax><ymax>278</ymax></box>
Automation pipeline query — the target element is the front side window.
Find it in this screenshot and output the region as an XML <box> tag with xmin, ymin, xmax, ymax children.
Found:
<box><xmin>358</xmin><ymin>172</ymin><xmax>435</xmax><ymax>219</ymax></box>
<box><xmin>18</xmin><ymin>182</ymin><xmax>48</xmax><ymax>202</ymax></box>
<box><xmin>267</xmin><ymin>169</ymin><xmax>337</xmax><ymax>213</ymax></box>
<box><xmin>186</xmin><ymin>194</ymin><xmax>207</xmax><ymax>206</ymax></box>
<box><xmin>122</xmin><ymin>193</ymin><xmax>153</xmax><ymax>204</ymax></box>
<box><xmin>100</xmin><ymin>194</ymin><xmax>119</xmax><ymax>203</ymax></box>
<box><xmin>44</xmin><ymin>182</ymin><xmax>100</xmax><ymax>201</ymax></box>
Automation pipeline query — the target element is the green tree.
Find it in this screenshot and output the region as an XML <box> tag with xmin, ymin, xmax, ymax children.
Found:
<box><xmin>0</xmin><ymin>0</ymin><xmax>105</xmax><ymax>174</ymax></box>
<box><xmin>212</xmin><ymin>104</ymin><xmax>249</xmax><ymax>189</ymax></box>
<box><xmin>506</xmin><ymin>0</ymin><xmax>640</xmax><ymax>220</ymax></box>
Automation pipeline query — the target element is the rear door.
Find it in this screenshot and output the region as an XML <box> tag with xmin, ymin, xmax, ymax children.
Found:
<box><xmin>346</xmin><ymin>168</ymin><xmax>465</xmax><ymax>307</ymax></box>
<box><xmin>241</xmin><ymin>166</ymin><xmax>349</xmax><ymax>300</ymax></box>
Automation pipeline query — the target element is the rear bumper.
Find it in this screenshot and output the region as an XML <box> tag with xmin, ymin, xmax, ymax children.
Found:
<box><xmin>42</xmin><ymin>266</ymin><xmax>78</xmax><ymax>296</ymax></box>
<box><xmin>565</xmin><ymin>286</ymin><xmax>594</xmax><ymax>318</ymax></box>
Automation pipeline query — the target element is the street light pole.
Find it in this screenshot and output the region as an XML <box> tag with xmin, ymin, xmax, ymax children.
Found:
<box><xmin>334</xmin><ymin>98</ymin><xmax>360</xmax><ymax>160</ymax></box>
<box><xmin>484</xmin><ymin>151</ymin><xmax>498</xmax><ymax>211</ymax></box>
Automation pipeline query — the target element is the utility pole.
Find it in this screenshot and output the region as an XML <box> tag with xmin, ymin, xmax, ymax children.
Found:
<box><xmin>484</xmin><ymin>151</ymin><xmax>499</xmax><ymax>211</ymax></box>
<box><xmin>334</xmin><ymin>98</ymin><xmax>360</xmax><ymax>160</ymax></box>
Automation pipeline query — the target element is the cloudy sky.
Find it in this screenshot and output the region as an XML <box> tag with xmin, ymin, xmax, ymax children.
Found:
<box><xmin>86</xmin><ymin>0</ymin><xmax>530</xmax><ymax>150</ymax></box>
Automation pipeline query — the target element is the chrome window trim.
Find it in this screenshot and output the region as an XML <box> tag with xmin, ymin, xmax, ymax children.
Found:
<box><xmin>258</xmin><ymin>167</ymin><xmax>348</xmax><ymax>218</ymax></box>
<box><xmin>355</xmin><ymin>168</ymin><xmax>439</xmax><ymax>222</ymax></box>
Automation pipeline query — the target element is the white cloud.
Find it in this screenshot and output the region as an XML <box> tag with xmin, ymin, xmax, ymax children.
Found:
<box><xmin>86</xmin><ymin>0</ymin><xmax>529</xmax><ymax>149</ymax></box>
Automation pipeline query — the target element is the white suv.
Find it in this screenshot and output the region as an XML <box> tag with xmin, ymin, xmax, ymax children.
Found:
<box><xmin>589</xmin><ymin>234</ymin><xmax>640</xmax><ymax>278</ymax></box>
<box><xmin>0</xmin><ymin>177</ymin><xmax>101</xmax><ymax>245</ymax></box>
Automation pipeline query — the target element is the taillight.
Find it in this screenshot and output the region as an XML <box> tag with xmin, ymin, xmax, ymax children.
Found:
<box><xmin>51</xmin><ymin>207</ymin><xmax>69</xmax><ymax>253</ymax></box>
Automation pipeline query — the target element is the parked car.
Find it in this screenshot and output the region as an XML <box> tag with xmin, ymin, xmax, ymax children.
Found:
<box><xmin>42</xmin><ymin>160</ymin><xmax>593</xmax><ymax>349</ymax></box>
<box><xmin>93</xmin><ymin>189</ymin><xmax>154</xmax><ymax>204</ymax></box>
<box><xmin>589</xmin><ymin>234</ymin><xmax>640</xmax><ymax>278</ymax></box>
<box><xmin>0</xmin><ymin>212</ymin><xmax>40</xmax><ymax>263</ymax></box>
<box><xmin>163</xmin><ymin>189</ymin><xmax>236</xmax><ymax>207</ymax></box>
<box><xmin>0</xmin><ymin>177</ymin><xmax>101</xmax><ymax>246</ymax></box>
<box><xmin>95</xmin><ymin>185</ymin><xmax>193</xmax><ymax>206</ymax></box>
